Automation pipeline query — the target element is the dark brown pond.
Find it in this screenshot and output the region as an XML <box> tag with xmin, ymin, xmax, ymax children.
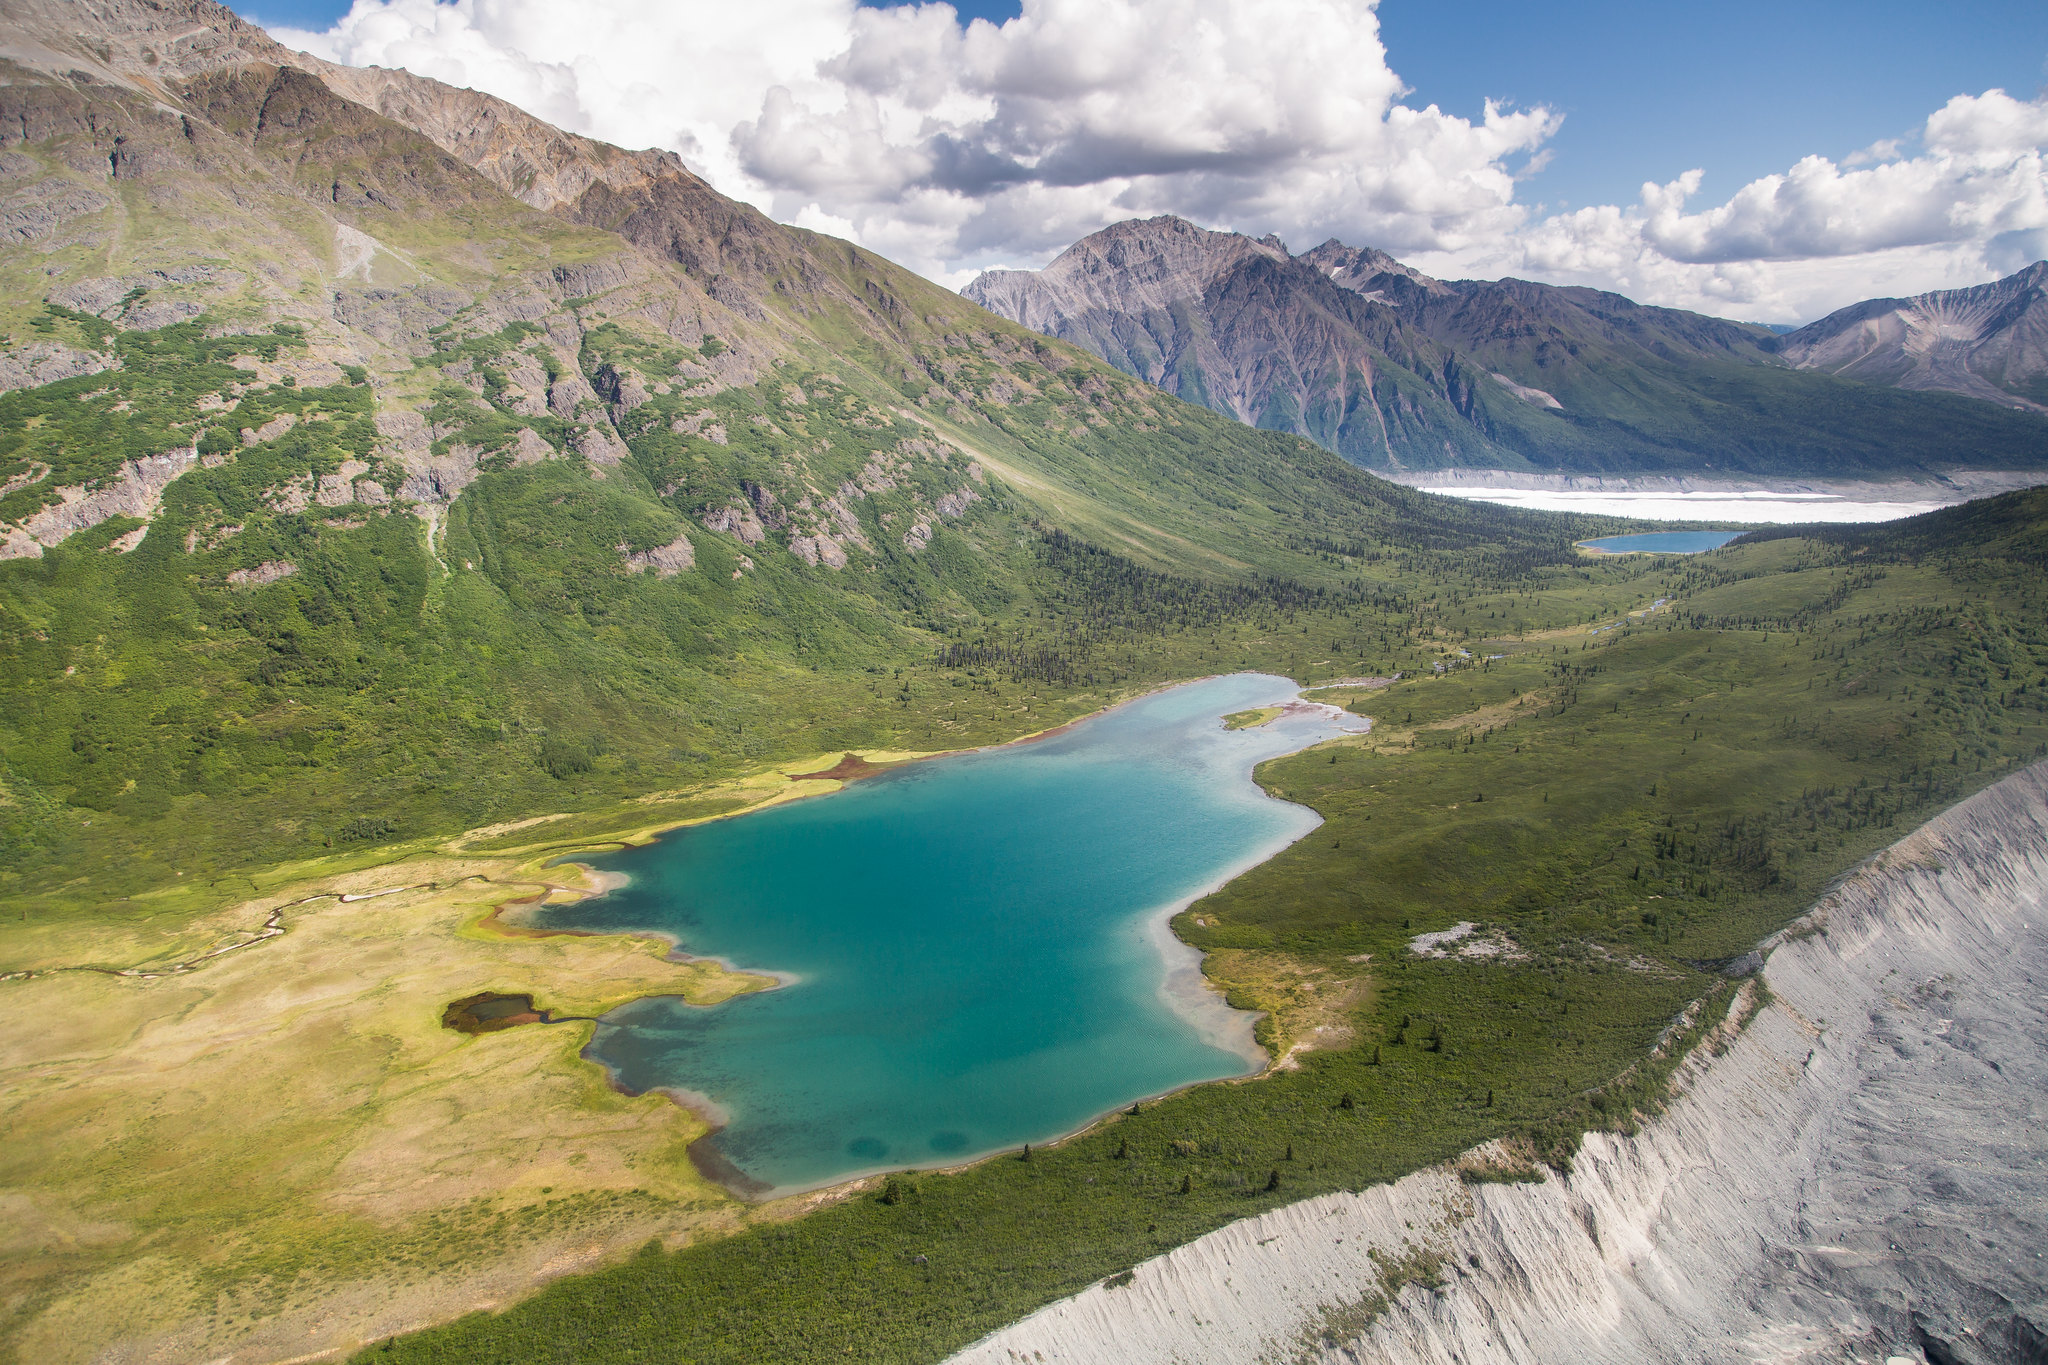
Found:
<box><xmin>442</xmin><ymin>991</ymin><xmax>584</xmax><ymax>1034</ymax></box>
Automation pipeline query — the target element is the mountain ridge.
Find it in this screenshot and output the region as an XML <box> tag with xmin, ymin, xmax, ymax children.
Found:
<box><xmin>1774</xmin><ymin>261</ymin><xmax>2048</xmax><ymax>411</ymax></box>
<box><xmin>965</xmin><ymin>215</ymin><xmax>2048</xmax><ymax>477</ymax></box>
<box><xmin>0</xmin><ymin>0</ymin><xmax>1627</xmax><ymax>887</ymax></box>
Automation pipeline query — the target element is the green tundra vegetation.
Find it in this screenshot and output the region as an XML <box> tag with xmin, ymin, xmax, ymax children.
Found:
<box><xmin>358</xmin><ymin>493</ymin><xmax>2048</xmax><ymax>1365</ymax></box>
<box><xmin>2</xmin><ymin>19</ymin><xmax>2045</xmax><ymax>1365</ymax></box>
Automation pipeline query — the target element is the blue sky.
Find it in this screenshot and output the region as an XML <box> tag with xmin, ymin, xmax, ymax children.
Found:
<box><xmin>1377</xmin><ymin>0</ymin><xmax>2048</xmax><ymax>211</ymax></box>
<box><xmin>246</xmin><ymin>0</ymin><xmax>2048</xmax><ymax>318</ymax></box>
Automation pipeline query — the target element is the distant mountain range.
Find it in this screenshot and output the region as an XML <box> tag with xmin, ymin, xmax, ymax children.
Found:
<box><xmin>1774</xmin><ymin>263</ymin><xmax>2048</xmax><ymax>411</ymax></box>
<box><xmin>964</xmin><ymin>217</ymin><xmax>2048</xmax><ymax>478</ymax></box>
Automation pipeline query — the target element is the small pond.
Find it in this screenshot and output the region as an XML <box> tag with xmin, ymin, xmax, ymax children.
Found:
<box><xmin>1579</xmin><ymin>530</ymin><xmax>1745</xmax><ymax>554</ymax></box>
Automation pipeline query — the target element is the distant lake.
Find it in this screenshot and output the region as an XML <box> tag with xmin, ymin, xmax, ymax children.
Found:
<box><xmin>541</xmin><ymin>674</ymin><xmax>1363</xmax><ymax>1194</ymax></box>
<box><xmin>1580</xmin><ymin>530</ymin><xmax>1745</xmax><ymax>554</ymax></box>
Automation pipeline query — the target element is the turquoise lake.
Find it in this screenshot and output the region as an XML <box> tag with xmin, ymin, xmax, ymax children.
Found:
<box><xmin>1580</xmin><ymin>530</ymin><xmax>1745</xmax><ymax>554</ymax></box>
<box><xmin>540</xmin><ymin>673</ymin><xmax>1364</xmax><ymax>1194</ymax></box>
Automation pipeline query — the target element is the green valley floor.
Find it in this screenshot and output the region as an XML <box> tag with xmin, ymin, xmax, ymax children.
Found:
<box><xmin>6</xmin><ymin>498</ymin><xmax>2046</xmax><ymax>1364</ymax></box>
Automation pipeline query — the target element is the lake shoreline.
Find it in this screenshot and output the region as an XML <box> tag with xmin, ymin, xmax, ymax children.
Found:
<box><xmin>947</xmin><ymin>762</ymin><xmax>2048</xmax><ymax>1365</ymax></box>
<box><xmin>1576</xmin><ymin>530</ymin><xmax>1744</xmax><ymax>556</ymax></box>
<box><xmin>539</xmin><ymin>674</ymin><xmax>1370</xmax><ymax>1201</ymax></box>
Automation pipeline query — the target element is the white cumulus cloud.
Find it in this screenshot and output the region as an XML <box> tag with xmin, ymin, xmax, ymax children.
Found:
<box><xmin>271</xmin><ymin>0</ymin><xmax>2048</xmax><ymax>319</ymax></box>
<box><xmin>1414</xmin><ymin>88</ymin><xmax>2048</xmax><ymax>320</ymax></box>
<box><xmin>271</xmin><ymin>0</ymin><xmax>1556</xmax><ymax>285</ymax></box>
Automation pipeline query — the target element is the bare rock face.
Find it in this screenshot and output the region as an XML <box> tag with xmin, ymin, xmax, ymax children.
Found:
<box><xmin>701</xmin><ymin>505</ymin><xmax>765</xmax><ymax>545</ymax></box>
<box><xmin>47</xmin><ymin>266</ymin><xmax>240</xmax><ymax>324</ymax></box>
<box><xmin>617</xmin><ymin>533</ymin><xmax>693</xmax><ymax>577</ymax></box>
<box><xmin>1298</xmin><ymin>239</ymin><xmax>1453</xmax><ymax>303</ymax></box>
<box><xmin>507</xmin><ymin>428</ymin><xmax>554</xmax><ymax>466</ymax></box>
<box><xmin>951</xmin><ymin>764</ymin><xmax>2048</xmax><ymax>1365</ymax></box>
<box><xmin>225</xmin><ymin>559</ymin><xmax>295</xmax><ymax>587</ymax></box>
<box><xmin>0</xmin><ymin>340</ymin><xmax>116</xmax><ymax>393</ymax></box>
<box><xmin>1</xmin><ymin>447</ymin><xmax>200</xmax><ymax>559</ymax></box>
<box><xmin>591</xmin><ymin>361</ymin><xmax>650</xmax><ymax>420</ymax></box>
<box><xmin>0</xmin><ymin>175</ymin><xmax>111</xmax><ymax>244</ymax></box>
<box><xmin>787</xmin><ymin>533</ymin><xmax>846</xmax><ymax>568</ymax></box>
<box><xmin>242</xmin><ymin>411</ymin><xmax>298</xmax><ymax>445</ymax></box>
<box><xmin>1490</xmin><ymin>371</ymin><xmax>1563</xmax><ymax>410</ymax></box>
<box><xmin>573</xmin><ymin>425</ymin><xmax>628</xmax><ymax>467</ymax></box>
<box><xmin>670</xmin><ymin>410</ymin><xmax>728</xmax><ymax>444</ymax></box>
<box><xmin>332</xmin><ymin>285</ymin><xmax>471</xmax><ymax>349</ymax></box>
<box><xmin>966</xmin><ymin>215</ymin><xmax>1288</xmax><ymax>334</ymax></box>
<box><xmin>313</xmin><ymin>460</ymin><xmax>372</xmax><ymax>506</ymax></box>
<box><xmin>496</xmin><ymin>351</ymin><xmax>553</xmax><ymax>418</ymax></box>
<box><xmin>1775</xmin><ymin>262</ymin><xmax>2048</xmax><ymax>413</ymax></box>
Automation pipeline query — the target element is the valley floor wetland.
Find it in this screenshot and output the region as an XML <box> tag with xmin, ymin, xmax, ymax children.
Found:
<box><xmin>0</xmin><ymin>674</ymin><xmax>1364</xmax><ymax>1362</ymax></box>
<box><xmin>952</xmin><ymin>762</ymin><xmax>2048</xmax><ymax>1365</ymax></box>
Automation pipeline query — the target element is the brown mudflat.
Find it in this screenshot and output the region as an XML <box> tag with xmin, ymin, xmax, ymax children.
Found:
<box><xmin>687</xmin><ymin>1134</ymin><xmax>773</xmax><ymax>1199</ymax></box>
<box><xmin>789</xmin><ymin>752</ymin><xmax>890</xmax><ymax>782</ymax></box>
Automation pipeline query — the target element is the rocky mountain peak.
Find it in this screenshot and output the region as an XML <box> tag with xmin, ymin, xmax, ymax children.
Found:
<box><xmin>963</xmin><ymin>214</ymin><xmax>2048</xmax><ymax>476</ymax></box>
<box><xmin>1299</xmin><ymin>238</ymin><xmax>1449</xmax><ymax>303</ymax></box>
<box><xmin>0</xmin><ymin>0</ymin><xmax>292</xmax><ymax>95</ymax></box>
<box><xmin>0</xmin><ymin>0</ymin><xmax>721</xmax><ymax>214</ymax></box>
<box><xmin>963</xmin><ymin>215</ymin><xmax>1292</xmax><ymax>331</ymax></box>
<box><xmin>1774</xmin><ymin>260</ymin><xmax>2048</xmax><ymax>412</ymax></box>
<box><xmin>0</xmin><ymin>0</ymin><xmax>816</xmax><ymax>306</ymax></box>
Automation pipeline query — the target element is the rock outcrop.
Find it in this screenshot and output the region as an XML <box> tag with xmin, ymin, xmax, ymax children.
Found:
<box><xmin>617</xmin><ymin>533</ymin><xmax>694</xmax><ymax>577</ymax></box>
<box><xmin>0</xmin><ymin>448</ymin><xmax>199</xmax><ymax>559</ymax></box>
<box><xmin>0</xmin><ymin>340</ymin><xmax>114</xmax><ymax>392</ymax></box>
<box><xmin>952</xmin><ymin>763</ymin><xmax>2048</xmax><ymax>1365</ymax></box>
